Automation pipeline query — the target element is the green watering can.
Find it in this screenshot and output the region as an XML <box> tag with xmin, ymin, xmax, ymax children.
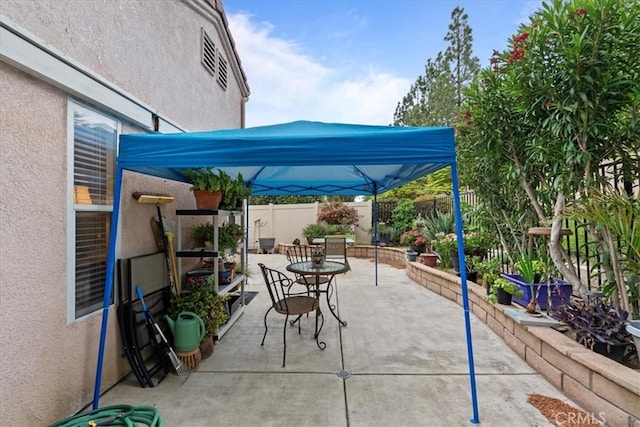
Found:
<box><xmin>165</xmin><ymin>311</ymin><xmax>205</xmax><ymax>352</ymax></box>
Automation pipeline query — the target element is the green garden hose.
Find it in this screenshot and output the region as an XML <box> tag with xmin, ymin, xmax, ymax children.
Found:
<box><xmin>49</xmin><ymin>404</ymin><xmax>162</xmax><ymax>427</ymax></box>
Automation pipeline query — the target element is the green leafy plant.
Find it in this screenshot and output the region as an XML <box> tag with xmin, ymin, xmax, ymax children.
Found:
<box><xmin>421</xmin><ymin>211</ymin><xmax>455</xmax><ymax>241</ymax></box>
<box><xmin>391</xmin><ymin>200</ymin><xmax>417</xmax><ymax>232</ymax></box>
<box><xmin>432</xmin><ymin>232</ymin><xmax>458</xmax><ymax>268</ymax></box>
<box><xmin>514</xmin><ymin>255</ymin><xmax>546</xmax><ymax>284</ymax></box>
<box><xmin>456</xmin><ymin>0</ymin><xmax>640</xmax><ymax>298</ymax></box>
<box><xmin>188</xmin><ymin>222</ymin><xmax>215</xmax><ymax>248</ymax></box>
<box><xmin>169</xmin><ymin>285</ymin><xmax>229</xmax><ymax>336</ymax></box>
<box><xmin>302</xmin><ymin>223</ymin><xmax>329</xmax><ymax>240</ymax></box>
<box><xmin>488</xmin><ymin>277</ymin><xmax>524</xmax><ymax>303</ymax></box>
<box><xmin>182</xmin><ymin>168</ymin><xmax>229</xmax><ymax>192</ymax></box>
<box><xmin>222</xmin><ymin>172</ymin><xmax>251</xmax><ymax>209</ymax></box>
<box><xmin>399</xmin><ymin>229</ymin><xmax>425</xmax><ymax>246</ymax></box>
<box><xmin>219</xmin><ymin>221</ymin><xmax>244</xmax><ymax>253</ymax></box>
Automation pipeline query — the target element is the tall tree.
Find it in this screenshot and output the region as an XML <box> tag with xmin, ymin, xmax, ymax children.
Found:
<box><xmin>457</xmin><ymin>0</ymin><xmax>640</xmax><ymax>311</ymax></box>
<box><xmin>389</xmin><ymin>6</ymin><xmax>480</xmax><ymax>200</ymax></box>
<box><xmin>393</xmin><ymin>6</ymin><xmax>479</xmax><ymax>127</ymax></box>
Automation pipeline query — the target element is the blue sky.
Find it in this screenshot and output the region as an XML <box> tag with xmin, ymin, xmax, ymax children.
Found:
<box><xmin>224</xmin><ymin>1</ymin><xmax>542</xmax><ymax>127</ymax></box>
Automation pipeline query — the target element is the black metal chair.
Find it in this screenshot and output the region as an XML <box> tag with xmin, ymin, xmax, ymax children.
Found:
<box><xmin>285</xmin><ymin>245</ymin><xmax>331</xmax><ymax>288</ymax></box>
<box><xmin>258</xmin><ymin>263</ymin><xmax>325</xmax><ymax>367</ymax></box>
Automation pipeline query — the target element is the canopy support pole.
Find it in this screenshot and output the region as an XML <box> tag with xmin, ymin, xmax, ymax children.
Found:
<box><xmin>451</xmin><ymin>162</ymin><xmax>480</xmax><ymax>424</ymax></box>
<box><xmin>373</xmin><ymin>187</ymin><xmax>378</xmax><ymax>286</ymax></box>
<box><xmin>92</xmin><ymin>165</ymin><xmax>124</xmax><ymax>409</ymax></box>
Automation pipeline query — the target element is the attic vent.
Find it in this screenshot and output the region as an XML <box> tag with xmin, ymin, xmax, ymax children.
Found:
<box><xmin>201</xmin><ymin>28</ymin><xmax>216</xmax><ymax>76</ymax></box>
<box><xmin>217</xmin><ymin>53</ymin><xmax>228</xmax><ymax>90</ymax></box>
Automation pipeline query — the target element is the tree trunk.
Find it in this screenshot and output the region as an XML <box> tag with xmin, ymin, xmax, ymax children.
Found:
<box><xmin>548</xmin><ymin>192</ymin><xmax>583</xmax><ymax>293</ymax></box>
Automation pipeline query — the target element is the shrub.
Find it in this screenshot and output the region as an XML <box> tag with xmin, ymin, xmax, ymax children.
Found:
<box><xmin>317</xmin><ymin>200</ymin><xmax>359</xmax><ymax>225</ymax></box>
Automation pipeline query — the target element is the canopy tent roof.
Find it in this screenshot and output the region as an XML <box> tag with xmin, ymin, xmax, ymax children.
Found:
<box><xmin>95</xmin><ymin>120</ymin><xmax>480</xmax><ymax>423</ymax></box>
<box><xmin>118</xmin><ymin>121</ymin><xmax>455</xmax><ymax>195</ymax></box>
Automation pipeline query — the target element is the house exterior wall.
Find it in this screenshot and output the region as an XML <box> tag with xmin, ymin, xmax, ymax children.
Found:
<box><xmin>0</xmin><ymin>1</ymin><xmax>248</xmax><ymax>424</ymax></box>
<box><xmin>1</xmin><ymin>0</ymin><xmax>245</xmax><ymax>130</ymax></box>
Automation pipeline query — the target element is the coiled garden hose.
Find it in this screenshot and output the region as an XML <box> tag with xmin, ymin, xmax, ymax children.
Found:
<box><xmin>49</xmin><ymin>404</ymin><xmax>162</xmax><ymax>427</ymax></box>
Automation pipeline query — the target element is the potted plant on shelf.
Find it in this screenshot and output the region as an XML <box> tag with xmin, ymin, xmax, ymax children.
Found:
<box><xmin>221</xmin><ymin>172</ymin><xmax>251</xmax><ymax>210</ymax></box>
<box><xmin>488</xmin><ymin>277</ymin><xmax>524</xmax><ymax>305</ymax></box>
<box><xmin>552</xmin><ymin>299</ymin><xmax>633</xmax><ymax>362</ymax></box>
<box><xmin>169</xmin><ymin>284</ymin><xmax>229</xmax><ymax>359</ymax></box>
<box><xmin>188</xmin><ymin>222</ymin><xmax>215</xmax><ymax>248</ymax></box>
<box><xmin>219</xmin><ymin>222</ymin><xmax>244</xmax><ymax>254</ymax></box>
<box><xmin>182</xmin><ymin>168</ymin><xmax>228</xmax><ymax>210</ymax></box>
<box><xmin>302</xmin><ymin>223</ymin><xmax>329</xmax><ymax>245</ymax></box>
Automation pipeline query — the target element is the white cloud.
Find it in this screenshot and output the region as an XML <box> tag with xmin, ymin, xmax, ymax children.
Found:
<box><xmin>228</xmin><ymin>13</ymin><xmax>412</xmax><ymax>127</ymax></box>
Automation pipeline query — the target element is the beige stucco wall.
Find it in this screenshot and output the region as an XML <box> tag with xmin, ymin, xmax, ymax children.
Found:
<box><xmin>0</xmin><ymin>1</ymin><xmax>246</xmax><ymax>424</ymax></box>
<box><xmin>246</xmin><ymin>201</ymin><xmax>374</xmax><ymax>249</ymax></box>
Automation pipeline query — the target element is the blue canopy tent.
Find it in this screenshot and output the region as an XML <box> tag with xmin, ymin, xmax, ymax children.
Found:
<box><xmin>93</xmin><ymin>120</ymin><xmax>480</xmax><ymax>423</ymax></box>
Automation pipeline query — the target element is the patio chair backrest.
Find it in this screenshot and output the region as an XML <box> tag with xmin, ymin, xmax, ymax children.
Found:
<box><xmin>286</xmin><ymin>244</ymin><xmax>312</xmax><ymax>264</ymax></box>
<box><xmin>324</xmin><ymin>236</ymin><xmax>348</xmax><ymax>265</ymax></box>
<box><xmin>259</xmin><ymin>263</ymin><xmax>295</xmax><ymax>310</ymax></box>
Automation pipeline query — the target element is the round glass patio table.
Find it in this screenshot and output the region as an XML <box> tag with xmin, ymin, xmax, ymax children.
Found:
<box><xmin>286</xmin><ymin>261</ymin><xmax>349</xmax><ymax>327</ymax></box>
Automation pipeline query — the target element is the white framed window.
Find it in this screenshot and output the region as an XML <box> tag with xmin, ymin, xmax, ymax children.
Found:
<box><xmin>67</xmin><ymin>101</ymin><xmax>119</xmax><ymax>321</ymax></box>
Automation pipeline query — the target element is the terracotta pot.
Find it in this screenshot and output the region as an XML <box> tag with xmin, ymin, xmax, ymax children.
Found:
<box><xmin>199</xmin><ymin>333</ymin><xmax>215</xmax><ymax>359</ymax></box>
<box><xmin>193</xmin><ymin>190</ymin><xmax>222</xmax><ymax>210</ymax></box>
<box><xmin>419</xmin><ymin>253</ymin><xmax>438</xmax><ymax>267</ymax></box>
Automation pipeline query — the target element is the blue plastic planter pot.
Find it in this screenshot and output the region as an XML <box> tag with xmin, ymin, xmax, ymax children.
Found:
<box><xmin>501</xmin><ymin>274</ymin><xmax>573</xmax><ymax>310</ymax></box>
<box><xmin>406</xmin><ymin>250</ymin><xmax>418</xmax><ymax>262</ymax></box>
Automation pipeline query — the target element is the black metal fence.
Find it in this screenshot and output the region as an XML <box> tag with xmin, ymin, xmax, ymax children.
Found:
<box><xmin>374</xmin><ymin>162</ymin><xmax>637</xmax><ymax>293</ymax></box>
<box><xmin>375</xmin><ymin>192</ymin><xmax>477</xmax><ymax>224</ymax></box>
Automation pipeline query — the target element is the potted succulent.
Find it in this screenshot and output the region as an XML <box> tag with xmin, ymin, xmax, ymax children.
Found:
<box><xmin>552</xmin><ymin>299</ymin><xmax>633</xmax><ymax>362</ymax></box>
<box><xmin>168</xmin><ymin>284</ymin><xmax>229</xmax><ymax>359</ymax></box>
<box><xmin>488</xmin><ymin>277</ymin><xmax>524</xmax><ymax>305</ymax></box>
<box><xmin>182</xmin><ymin>168</ymin><xmax>229</xmax><ymax>210</ymax></box>
<box><xmin>302</xmin><ymin>223</ymin><xmax>329</xmax><ymax>245</ymax></box>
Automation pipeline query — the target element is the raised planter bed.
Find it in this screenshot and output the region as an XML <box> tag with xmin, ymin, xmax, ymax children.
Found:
<box><xmin>501</xmin><ymin>273</ymin><xmax>572</xmax><ymax>310</ymax></box>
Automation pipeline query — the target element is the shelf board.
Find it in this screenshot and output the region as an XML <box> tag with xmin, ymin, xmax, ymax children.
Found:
<box><xmin>216</xmin><ymin>305</ymin><xmax>245</xmax><ymax>339</ymax></box>
<box><xmin>175</xmin><ymin>249</ymin><xmax>218</xmax><ymax>258</ymax></box>
<box><xmin>176</xmin><ymin>209</ymin><xmax>242</xmax><ymax>216</ymax></box>
<box><xmin>218</xmin><ymin>274</ymin><xmax>245</xmax><ymax>295</ymax></box>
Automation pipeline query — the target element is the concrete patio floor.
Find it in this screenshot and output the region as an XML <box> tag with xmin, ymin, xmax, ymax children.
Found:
<box><xmin>100</xmin><ymin>254</ymin><xmax>585</xmax><ymax>426</ymax></box>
